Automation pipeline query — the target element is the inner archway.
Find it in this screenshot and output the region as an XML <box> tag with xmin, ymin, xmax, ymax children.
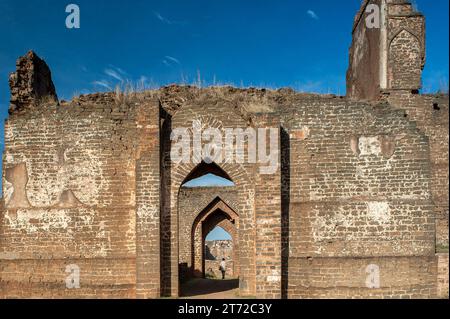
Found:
<box><xmin>196</xmin><ymin>207</ymin><xmax>239</xmax><ymax>279</ymax></box>
<box><xmin>190</xmin><ymin>199</ymin><xmax>239</xmax><ymax>278</ymax></box>
<box><xmin>180</xmin><ymin>200</ymin><xmax>240</xmax><ymax>298</ymax></box>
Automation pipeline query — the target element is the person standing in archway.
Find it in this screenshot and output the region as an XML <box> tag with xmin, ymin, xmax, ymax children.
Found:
<box><xmin>220</xmin><ymin>258</ymin><xmax>226</xmax><ymax>280</ymax></box>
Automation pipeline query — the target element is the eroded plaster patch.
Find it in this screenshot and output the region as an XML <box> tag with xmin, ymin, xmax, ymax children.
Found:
<box><xmin>7</xmin><ymin>209</ymin><xmax>71</xmax><ymax>233</ymax></box>
<box><xmin>352</xmin><ymin>135</ymin><xmax>396</xmax><ymax>159</ymax></box>
<box><xmin>359</xmin><ymin>136</ymin><xmax>382</xmax><ymax>156</ymax></box>
<box><xmin>5</xmin><ymin>163</ymin><xmax>31</xmax><ymax>208</ymax></box>
<box><xmin>3</xmin><ymin>179</ymin><xmax>14</xmax><ymax>205</ymax></box>
<box><xmin>137</xmin><ymin>205</ymin><xmax>158</xmax><ymax>219</ymax></box>
<box><xmin>22</xmin><ymin>141</ymin><xmax>106</xmax><ymax>208</ymax></box>
<box><xmin>367</xmin><ymin>202</ymin><xmax>391</xmax><ymax>224</ymax></box>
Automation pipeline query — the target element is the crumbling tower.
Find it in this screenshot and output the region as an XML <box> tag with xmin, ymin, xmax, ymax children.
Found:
<box><xmin>8</xmin><ymin>50</ymin><xmax>58</xmax><ymax>113</ymax></box>
<box><xmin>347</xmin><ymin>0</ymin><xmax>425</xmax><ymax>101</ymax></box>
<box><xmin>347</xmin><ymin>0</ymin><xmax>449</xmax><ymax>257</ymax></box>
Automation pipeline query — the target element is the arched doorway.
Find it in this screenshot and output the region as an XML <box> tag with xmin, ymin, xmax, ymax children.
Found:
<box><xmin>161</xmin><ymin>104</ymin><xmax>257</xmax><ymax>298</ymax></box>
<box><xmin>191</xmin><ymin>200</ymin><xmax>239</xmax><ymax>279</ymax></box>
<box><xmin>180</xmin><ymin>200</ymin><xmax>240</xmax><ymax>298</ymax></box>
<box><xmin>175</xmin><ymin>162</ymin><xmax>245</xmax><ymax>298</ymax></box>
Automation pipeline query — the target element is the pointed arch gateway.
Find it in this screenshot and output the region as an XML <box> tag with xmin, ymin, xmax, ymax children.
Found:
<box><xmin>160</xmin><ymin>100</ymin><xmax>279</xmax><ymax>298</ymax></box>
<box><xmin>167</xmin><ymin>159</ymin><xmax>256</xmax><ymax>297</ymax></box>
<box><xmin>191</xmin><ymin>197</ymin><xmax>239</xmax><ymax>279</ymax></box>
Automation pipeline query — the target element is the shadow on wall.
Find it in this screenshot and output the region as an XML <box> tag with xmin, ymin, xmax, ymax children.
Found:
<box><xmin>1</xmin><ymin>95</ymin><xmax>11</xmax><ymax>197</ymax></box>
<box><xmin>161</xmin><ymin>106</ymin><xmax>173</xmax><ymax>296</ymax></box>
<box><xmin>205</xmin><ymin>245</ymin><xmax>215</xmax><ymax>260</ymax></box>
<box><xmin>281</xmin><ymin>127</ymin><xmax>290</xmax><ymax>299</ymax></box>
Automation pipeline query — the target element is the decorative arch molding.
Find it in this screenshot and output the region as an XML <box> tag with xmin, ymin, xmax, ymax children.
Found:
<box><xmin>388</xmin><ymin>28</ymin><xmax>424</xmax><ymax>60</ymax></box>
<box><xmin>192</xmin><ymin>196</ymin><xmax>239</xmax><ymax>226</ymax></box>
<box><xmin>179</xmin><ymin>186</ymin><xmax>240</xmax><ymax>222</ymax></box>
<box><xmin>387</xmin><ymin>28</ymin><xmax>424</xmax><ymax>89</ymax></box>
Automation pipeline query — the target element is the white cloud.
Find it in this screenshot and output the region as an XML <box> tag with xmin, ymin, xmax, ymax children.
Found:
<box><xmin>165</xmin><ymin>56</ymin><xmax>180</xmax><ymax>65</ymax></box>
<box><xmin>307</xmin><ymin>10</ymin><xmax>319</xmax><ymax>20</ymax></box>
<box><xmin>104</xmin><ymin>68</ymin><xmax>124</xmax><ymax>82</ymax></box>
<box><xmin>153</xmin><ymin>11</ymin><xmax>187</xmax><ymax>26</ymax></box>
<box><xmin>92</xmin><ymin>80</ymin><xmax>112</xmax><ymax>90</ymax></box>
<box><xmin>154</xmin><ymin>11</ymin><xmax>175</xmax><ymax>25</ymax></box>
<box><xmin>163</xmin><ymin>55</ymin><xmax>181</xmax><ymax>67</ymax></box>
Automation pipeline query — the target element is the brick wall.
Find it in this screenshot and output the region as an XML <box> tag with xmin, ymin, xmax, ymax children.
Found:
<box><xmin>347</xmin><ymin>0</ymin><xmax>382</xmax><ymax>101</ymax></box>
<box><xmin>437</xmin><ymin>253</ymin><xmax>449</xmax><ymax>298</ymax></box>
<box><xmin>135</xmin><ymin>99</ymin><xmax>161</xmax><ymax>298</ymax></box>
<box><xmin>1</xmin><ymin>86</ymin><xmax>446</xmax><ymax>299</ymax></box>
<box><xmin>287</xmin><ymin>256</ymin><xmax>437</xmax><ymax>299</ymax></box>
<box><xmin>386</xmin><ymin>92</ymin><xmax>449</xmax><ymax>248</ymax></box>
<box><xmin>1</xmin><ymin>95</ymin><xmax>142</xmax><ymax>298</ymax></box>
<box><xmin>279</xmin><ymin>94</ymin><xmax>436</xmax><ymax>298</ymax></box>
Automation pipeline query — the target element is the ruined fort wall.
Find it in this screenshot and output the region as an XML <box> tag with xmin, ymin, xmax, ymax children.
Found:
<box><xmin>287</xmin><ymin>256</ymin><xmax>437</xmax><ymax>299</ymax></box>
<box><xmin>0</xmin><ymin>84</ymin><xmax>445</xmax><ymax>299</ymax></box>
<box><xmin>0</xmin><ymin>0</ymin><xmax>447</xmax><ymax>299</ymax></box>
<box><xmin>0</xmin><ymin>96</ymin><xmax>158</xmax><ymax>298</ymax></box>
<box><xmin>344</xmin><ymin>0</ymin><xmax>447</xmax><ymax>298</ymax></box>
<box><xmin>346</xmin><ymin>0</ymin><xmax>447</xmax><ymax>249</ymax></box>
<box><xmin>386</xmin><ymin>92</ymin><xmax>449</xmax><ymax>248</ymax></box>
<box><xmin>279</xmin><ymin>96</ymin><xmax>437</xmax><ymax>298</ymax></box>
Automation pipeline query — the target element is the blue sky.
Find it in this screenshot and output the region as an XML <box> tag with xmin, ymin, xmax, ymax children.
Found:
<box><xmin>183</xmin><ymin>174</ymin><xmax>235</xmax><ymax>187</ymax></box>
<box><xmin>1</xmin><ymin>1</ymin><xmax>448</xmax><ymax>105</ymax></box>
<box><xmin>206</xmin><ymin>226</ymin><xmax>231</xmax><ymax>241</ymax></box>
<box><xmin>0</xmin><ymin>1</ymin><xmax>448</xmax><ymax>238</ymax></box>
